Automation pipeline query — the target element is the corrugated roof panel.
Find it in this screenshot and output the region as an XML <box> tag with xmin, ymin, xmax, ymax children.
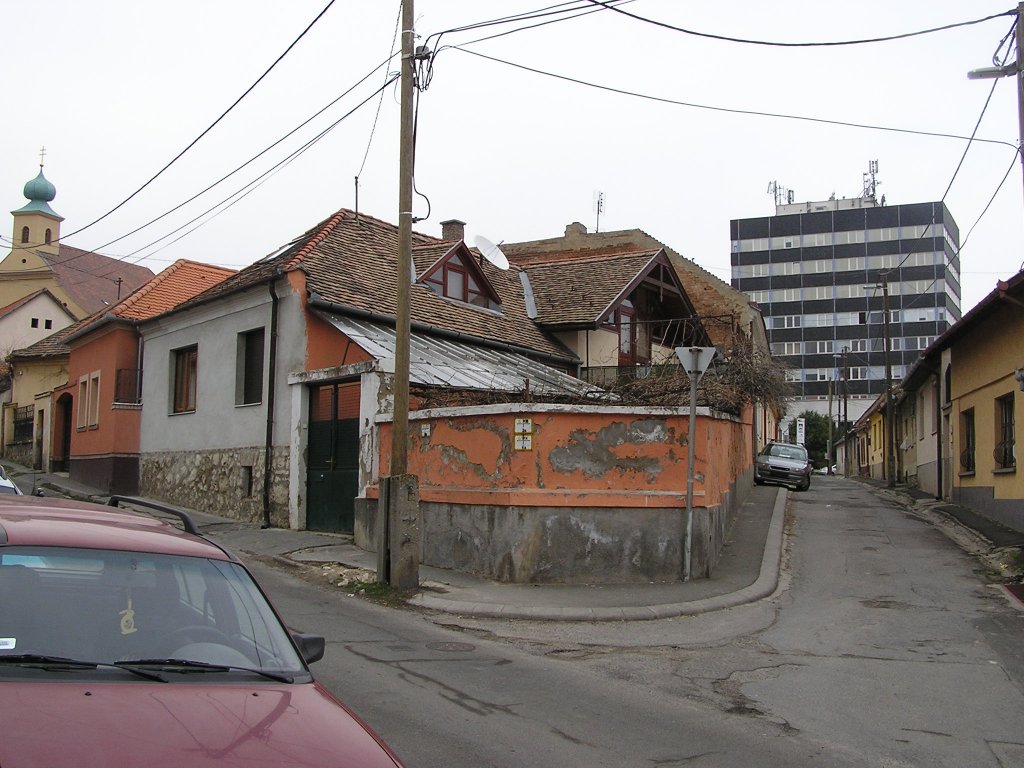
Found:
<box><xmin>319</xmin><ymin>313</ymin><xmax>599</xmax><ymax>397</ymax></box>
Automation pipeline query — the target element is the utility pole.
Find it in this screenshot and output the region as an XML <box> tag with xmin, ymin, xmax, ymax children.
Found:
<box><xmin>967</xmin><ymin>2</ymin><xmax>1024</xmax><ymax>200</ymax></box>
<box><xmin>881</xmin><ymin>273</ymin><xmax>896</xmax><ymax>488</ymax></box>
<box><xmin>827</xmin><ymin>375</ymin><xmax>834</xmax><ymax>475</ymax></box>
<box><xmin>378</xmin><ymin>0</ymin><xmax>419</xmax><ymax>591</ymax></box>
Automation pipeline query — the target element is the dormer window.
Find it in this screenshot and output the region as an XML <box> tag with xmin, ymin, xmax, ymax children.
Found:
<box><xmin>421</xmin><ymin>250</ymin><xmax>501</xmax><ymax>311</ymax></box>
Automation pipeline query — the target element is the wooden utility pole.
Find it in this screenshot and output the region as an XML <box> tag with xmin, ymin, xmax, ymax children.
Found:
<box><xmin>378</xmin><ymin>0</ymin><xmax>419</xmax><ymax>591</ymax></box>
<box><xmin>881</xmin><ymin>273</ymin><xmax>896</xmax><ymax>488</ymax></box>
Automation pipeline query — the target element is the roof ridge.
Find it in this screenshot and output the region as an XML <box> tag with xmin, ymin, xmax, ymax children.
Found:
<box><xmin>112</xmin><ymin>259</ymin><xmax>237</xmax><ymax>318</ymax></box>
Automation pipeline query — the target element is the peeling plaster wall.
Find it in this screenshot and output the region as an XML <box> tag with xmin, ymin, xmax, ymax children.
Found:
<box><xmin>361</xmin><ymin>403</ymin><xmax>752</xmax><ymax>583</ymax></box>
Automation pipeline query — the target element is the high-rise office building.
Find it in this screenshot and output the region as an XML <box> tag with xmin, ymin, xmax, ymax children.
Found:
<box><xmin>730</xmin><ymin>172</ymin><xmax>961</xmax><ymax>426</ymax></box>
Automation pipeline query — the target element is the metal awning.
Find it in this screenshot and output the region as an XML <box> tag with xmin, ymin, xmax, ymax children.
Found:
<box><xmin>317</xmin><ymin>312</ymin><xmax>600</xmax><ymax>397</ymax></box>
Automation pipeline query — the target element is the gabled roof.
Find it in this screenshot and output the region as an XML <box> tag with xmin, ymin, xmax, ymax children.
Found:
<box><xmin>41</xmin><ymin>244</ymin><xmax>155</xmax><ymax>316</ymax></box>
<box><xmin>164</xmin><ymin>209</ymin><xmax>575</xmax><ymax>362</ymax></box>
<box><xmin>0</xmin><ymin>288</ymin><xmax>76</xmax><ymax>322</ymax></box>
<box><xmin>502</xmin><ymin>223</ymin><xmax>755</xmax><ymax>347</ymax></box>
<box><xmin>65</xmin><ymin>259</ymin><xmax>236</xmax><ymax>343</ymax></box>
<box><xmin>519</xmin><ymin>249</ymin><xmax>664</xmax><ymax>327</ymax></box>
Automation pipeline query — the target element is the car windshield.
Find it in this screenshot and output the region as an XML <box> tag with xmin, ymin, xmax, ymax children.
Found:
<box><xmin>0</xmin><ymin>547</ymin><xmax>306</xmax><ymax>676</ymax></box>
<box><xmin>764</xmin><ymin>444</ymin><xmax>807</xmax><ymax>461</ymax></box>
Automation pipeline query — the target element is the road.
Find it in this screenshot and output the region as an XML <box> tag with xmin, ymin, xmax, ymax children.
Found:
<box><xmin>243</xmin><ymin>476</ymin><xmax>1024</xmax><ymax>767</ymax></box>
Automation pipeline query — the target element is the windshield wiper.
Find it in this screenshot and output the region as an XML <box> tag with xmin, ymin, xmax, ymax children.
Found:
<box><xmin>123</xmin><ymin>658</ymin><xmax>294</xmax><ymax>683</ymax></box>
<box><xmin>0</xmin><ymin>654</ymin><xmax>166</xmax><ymax>682</ymax></box>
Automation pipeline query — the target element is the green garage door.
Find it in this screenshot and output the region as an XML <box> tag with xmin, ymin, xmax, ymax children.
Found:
<box><xmin>306</xmin><ymin>382</ymin><xmax>360</xmax><ymax>533</ymax></box>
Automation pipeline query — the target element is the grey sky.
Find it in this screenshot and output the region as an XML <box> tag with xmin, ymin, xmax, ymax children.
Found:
<box><xmin>4</xmin><ymin>1</ymin><xmax>1020</xmax><ymax>312</ymax></box>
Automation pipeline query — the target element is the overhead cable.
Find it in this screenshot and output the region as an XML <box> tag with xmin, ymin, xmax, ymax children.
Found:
<box><xmin>582</xmin><ymin>1</ymin><xmax>1015</xmax><ymax>48</ymax></box>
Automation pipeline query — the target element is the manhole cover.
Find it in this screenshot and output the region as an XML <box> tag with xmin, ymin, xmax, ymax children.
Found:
<box><xmin>426</xmin><ymin>641</ymin><xmax>475</xmax><ymax>652</ymax></box>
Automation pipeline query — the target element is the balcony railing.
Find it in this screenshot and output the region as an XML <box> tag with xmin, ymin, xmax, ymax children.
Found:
<box><xmin>115</xmin><ymin>368</ymin><xmax>142</xmax><ymax>405</ymax></box>
<box><xmin>959</xmin><ymin>447</ymin><xmax>975</xmax><ymax>473</ymax></box>
<box><xmin>994</xmin><ymin>440</ymin><xmax>1016</xmax><ymax>470</ymax></box>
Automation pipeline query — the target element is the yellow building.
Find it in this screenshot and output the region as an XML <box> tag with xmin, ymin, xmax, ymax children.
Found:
<box><xmin>944</xmin><ymin>272</ymin><xmax>1023</xmax><ymax>531</ymax></box>
<box><xmin>1</xmin><ymin>164</ymin><xmax>153</xmax><ymax>320</ymax></box>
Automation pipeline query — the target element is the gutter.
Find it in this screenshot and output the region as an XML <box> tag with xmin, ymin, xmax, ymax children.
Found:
<box><xmin>262</xmin><ymin>277</ymin><xmax>281</xmax><ymax>528</ymax></box>
<box><xmin>307</xmin><ymin>293</ymin><xmax>579</xmax><ymax>368</ymax></box>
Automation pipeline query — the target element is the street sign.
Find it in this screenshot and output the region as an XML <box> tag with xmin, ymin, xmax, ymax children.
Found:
<box><xmin>674</xmin><ymin>346</ymin><xmax>717</xmax><ymax>384</ymax></box>
<box><xmin>796</xmin><ymin>417</ymin><xmax>806</xmax><ymax>446</ymax></box>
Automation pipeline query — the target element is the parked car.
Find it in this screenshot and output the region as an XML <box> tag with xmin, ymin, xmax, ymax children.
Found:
<box><xmin>754</xmin><ymin>441</ymin><xmax>812</xmax><ymax>491</ymax></box>
<box><xmin>0</xmin><ymin>495</ymin><xmax>404</xmax><ymax>768</ymax></box>
<box><xmin>815</xmin><ymin>465</ymin><xmax>838</xmax><ymax>475</ymax></box>
<box><xmin>0</xmin><ymin>466</ymin><xmax>22</xmax><ymax>495</ymax></box>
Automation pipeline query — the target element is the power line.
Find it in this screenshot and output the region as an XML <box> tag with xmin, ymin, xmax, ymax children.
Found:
<box><xmin>582</xmin><ymin>1</ymin><xmax>1015</xmax><ymax>48</ymax></box>
<box><xmin>55</xmin><ymin>0</ymin><xmax>338</xmax><ymax>243</ymax></box>
<box><xmin>37</xmin><ymin>54</ymin><xmax>400</xmax><ymax>275</ymax></box>
<box><xmin>449</xmin><ymin>46</ymin><xmax>1018</xmax><ymax>149</ymax></box>
<box><xmin>125</xmin><ymin>75</ymin><xmax>401</xmax><ymax>264</ymax></box>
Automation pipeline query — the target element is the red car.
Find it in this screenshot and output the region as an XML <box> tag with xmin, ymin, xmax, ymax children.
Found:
<box><xmin>0</xmin><ymin>495</ymin><xmax>403</xmax><ymax>767</ymax></box>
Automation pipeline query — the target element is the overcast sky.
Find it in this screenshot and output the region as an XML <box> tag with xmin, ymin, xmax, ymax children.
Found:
<box><xmin>4</xmin><ymin>1</ymin><xmax>1021</xmax><ymax>313</ymax></box>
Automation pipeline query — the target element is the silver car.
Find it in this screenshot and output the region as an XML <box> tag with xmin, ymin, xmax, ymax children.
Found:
<box><xmin>754</xmin><ymin>442</ymin><xmax>812</xmax><ymax>491</ymax></box>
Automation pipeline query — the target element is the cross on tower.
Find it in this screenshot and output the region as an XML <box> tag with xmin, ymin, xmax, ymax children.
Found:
<box><xmin>38</xmin><ymin>146</ymin><xmax>47</xmax><ymax>167</ymax></box>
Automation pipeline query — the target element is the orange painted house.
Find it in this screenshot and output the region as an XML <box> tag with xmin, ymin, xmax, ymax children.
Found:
<box><xmin>52</xmin><ymin>260</ymin><xmax>234</xmax><ymax>493</ymax></box>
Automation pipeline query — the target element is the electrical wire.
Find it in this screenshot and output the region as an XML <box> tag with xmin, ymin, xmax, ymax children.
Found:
<box><xmin>26</xmin><ymin>53</ymin><xmax>401</xmax><ymax>276</ymax></box>
<box><xmin>448</xmin><ymin>46</ymin><xmax>1018</xmax><ymax>150</ymax></box>
<box><xmin>357</xmin><ymin>2</ymin><xmax>403</xmax><ymax>179</ymax></box>
<box><xmin>54</xmin><ymin>0</ymin><xmax>339</xmax><ymax>244</ymax></box>
<box><xmin>124</xmin><ymin>75</ymin><xmax>401</xmax><ymax>264</ymax></box>
<box><xmin>582</xmin><ymin>1</ymin><xmax>1015</xmax><ymax>48</ymax></box>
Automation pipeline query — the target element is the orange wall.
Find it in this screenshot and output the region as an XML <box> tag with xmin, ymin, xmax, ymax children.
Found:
<box><xmin>66</xmin><ymin>325</ymin><xmax>143</xmax><ymax>458</ymax></box>
<box><xmin>376</xmin><ymin>407</ymin><xmax>751</xmax><ymax>509</ymax></box>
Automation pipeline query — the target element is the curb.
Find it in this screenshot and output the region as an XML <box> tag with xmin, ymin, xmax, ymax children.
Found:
<box><xmin>407</xmin><ymin>488</ymin><xmax>789</xmax><ymax>621</ymax></box>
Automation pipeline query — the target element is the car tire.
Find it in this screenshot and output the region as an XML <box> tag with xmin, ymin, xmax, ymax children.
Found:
<box><xmin>797</xmin><ymin>478</ymin><xmax>810</xmax><ymax>492</ymax></box>
<box><xmin>754</xmin><ymin>477</ymin><xmax>764</xmax><ymax>486</ymax></box>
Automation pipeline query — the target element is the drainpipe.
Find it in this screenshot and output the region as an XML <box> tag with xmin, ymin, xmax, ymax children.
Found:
<box><xmin>262</xmin><ymin>278</ymin><xmax>281</xmax><ymax>529</ymax></box>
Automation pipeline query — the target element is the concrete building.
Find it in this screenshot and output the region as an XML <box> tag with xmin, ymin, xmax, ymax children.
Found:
<box><xmin>730</xmin><ymin>168</ymin><xmax>961</xmax><ymax>429</ymax></box>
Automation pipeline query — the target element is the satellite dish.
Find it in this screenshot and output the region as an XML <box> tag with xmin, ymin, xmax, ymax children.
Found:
<box><xmin>474</xmin><ymin>235</ymin><xmax>509</xmax><ymax>270</ymax></box>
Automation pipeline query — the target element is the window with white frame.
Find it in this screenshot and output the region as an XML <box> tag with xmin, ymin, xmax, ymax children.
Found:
<box><xmin>77</xmin><ymin>372</ymin><xmax>101</xmax><ymax>429</ymax></box>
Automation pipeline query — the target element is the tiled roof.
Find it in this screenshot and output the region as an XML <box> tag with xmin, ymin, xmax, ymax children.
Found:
<box><xmin>42</xmin><ymin>244</ymin><xmax>155</xmax><ymax>315</ymax></box>
<box><xmin>503</xmin><ymin>226</ymin><xmax>756</xmax><ymax>347</ymax></box>
<box><xmin>520</xmin><ymin>250</ymin><xmax>660</xmax><ymax>326</ymax></box>
<box><xmin>167</xmin><ymin>209</ymin><xmax>575</xmax><ymax>362</ymax></box>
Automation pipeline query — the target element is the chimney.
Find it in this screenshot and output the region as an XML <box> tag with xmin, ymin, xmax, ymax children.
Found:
<box><xmin>565</xmin><ymin>222</ymin><xmax>588</xmax><ymax>241</ymax></box>
<box><xmin>440</xmin><ymin>219</ymin><xmax>466</xmax><ymax>241</ymax></box>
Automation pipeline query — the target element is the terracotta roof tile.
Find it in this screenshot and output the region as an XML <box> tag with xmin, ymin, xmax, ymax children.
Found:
<box><xmin>521</xmin><ymin>251</ymin><xmax>660</xmax><ymax>326</ymax></box>
<box><xmin>43</xmin><ymin>245</ymin><xmax>155</xmax><ymax>315</ymax></box>
<box><xmin>166</xmin><ymin>209</ymin><xmax>575</xmax><ymax>361</ymax></box>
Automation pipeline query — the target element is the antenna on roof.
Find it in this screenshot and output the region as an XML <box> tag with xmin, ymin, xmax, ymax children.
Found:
<box><xmin>474</xmin><ymin>235</ymin><xmax>509</xmax><ymax>270</ymax></box>
<box><xmin>593</xmin><ymin>190</ymin><xmax>606</xmax><ymax>233</ymax></box>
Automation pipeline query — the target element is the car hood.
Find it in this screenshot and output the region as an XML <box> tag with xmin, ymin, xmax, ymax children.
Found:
<box><xmin>0</xmin><ymin>680</ymin><xmax>401</xmax><ymax>768</ymax></box>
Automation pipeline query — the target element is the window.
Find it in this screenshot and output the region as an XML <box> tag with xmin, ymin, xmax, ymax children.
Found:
<box><xmin>77</xmin><ymin>372</ymin><xmax>101</xmax><ymax>429</ymax></box>
<box><xmin>44</xmin><ymin>319</ymin><xmax>52</xmax><ymax>329</ymax></box>
<box><xmin>172</xmin><ymin>345</ymin><xmax>198</xmax><ymax>414</ymax></box>
<box><xmin>960</xmin><ymin>409</ymin><xmax>975</xmax><ymax>473</ymax></box>
<box><xmin>20</xmin><ymin>226</ymin><xmax>29</xmax><ymax>244</ymax></box>
<box><xmin>30</xmin><ymin>318</ymin><xmax>39</xmax><ymax>328</ymax></box>
<box><xmin>236</xmin><ymin>328</ymin><xmax>265</xmax><ymax>406</ymax></box>
<box><xmin>44</xmin><ymin>228</ymin><xmax>52</xmax><ymax>245</ymax></box>
<box><xmin>995</xmin><ymin>394</ymin><xmax>1016</xmax><ymax>470</ymax></box>
<box><xmin>423</xmin><ymin>254</ymin><xmax>501</xmax><ymax>310</ymax></box>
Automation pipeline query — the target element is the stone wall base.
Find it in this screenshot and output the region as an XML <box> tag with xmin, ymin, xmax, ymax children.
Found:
<box><xmin>355</xmin><ymin>472</ymin><xmax>750</xmax><ymax>584</ymax></box>
<box><xmin>140</xmin><ymin>446</ymin><xmax>290</xmax><ymax>527</ymax></box>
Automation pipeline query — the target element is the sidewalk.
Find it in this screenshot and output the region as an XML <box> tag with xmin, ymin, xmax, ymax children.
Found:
<box><xmin>2</xmin><ymin>460</ymin><xmax>787</xmax><ymax>621</ymax></box>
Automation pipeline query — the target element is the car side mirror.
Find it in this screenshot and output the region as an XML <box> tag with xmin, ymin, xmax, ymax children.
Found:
<box><xmin>292</xmin><ymin>632</ymin><xmax>326</xmax><ymax>665</ymax></box>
